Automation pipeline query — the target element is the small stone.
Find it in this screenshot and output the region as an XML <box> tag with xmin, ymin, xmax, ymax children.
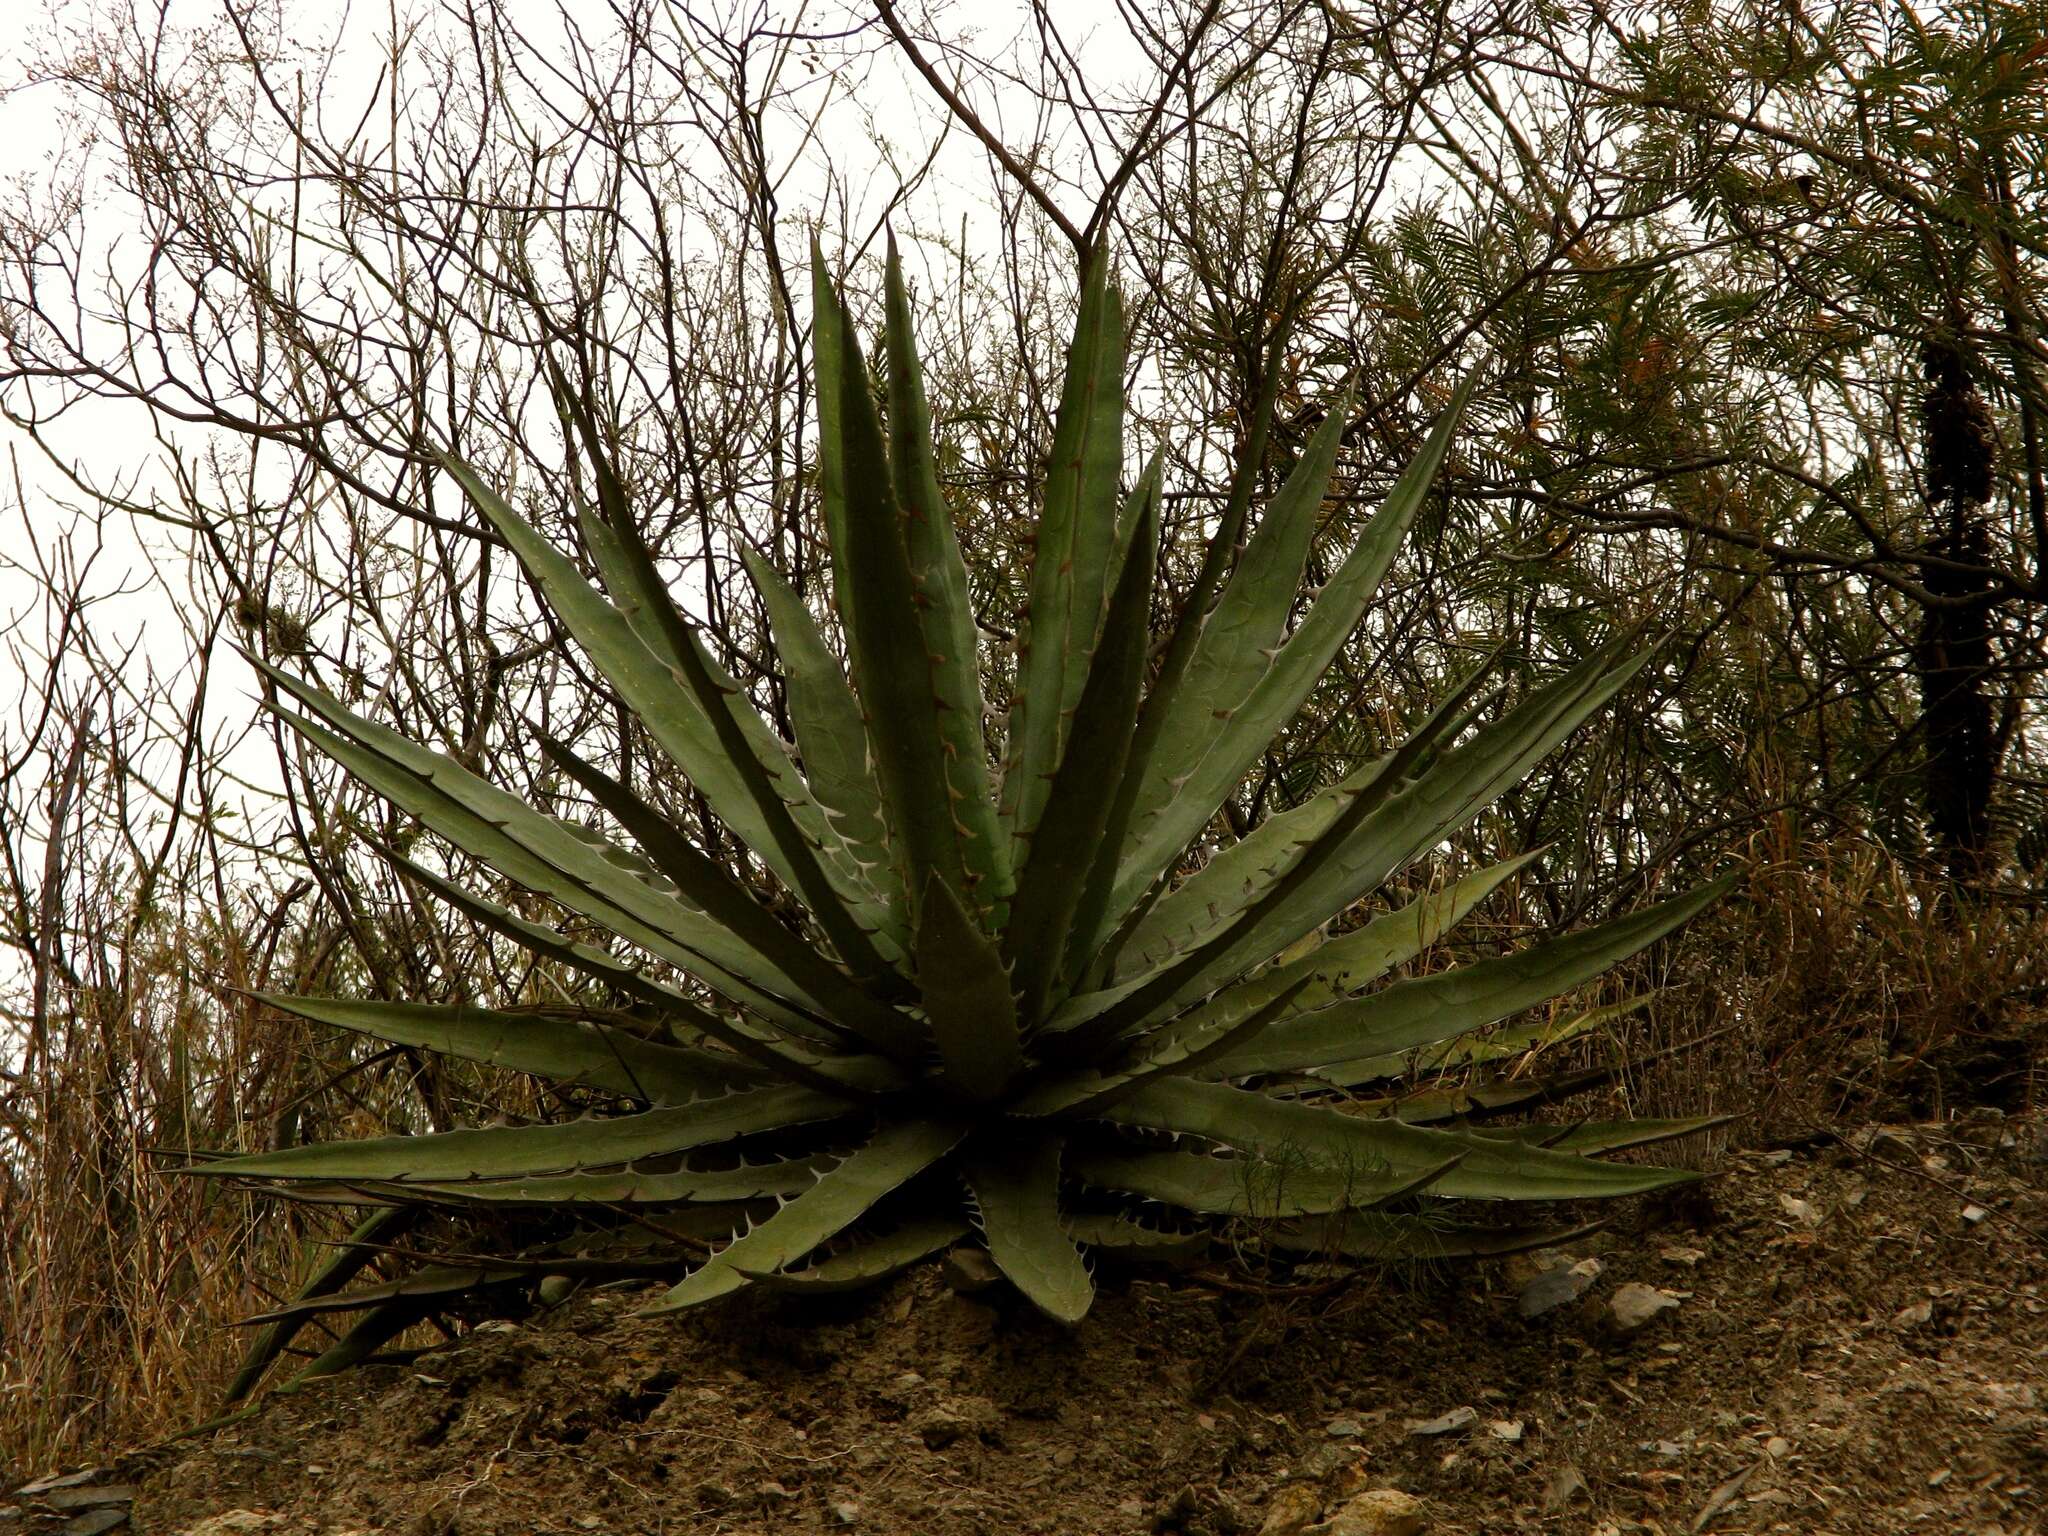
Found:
<box><xmin>1764</xmin><ymin>1436</ymin><xmax>1791</xmax><ymax>1459</ymax></box>
<box><xmin>1518</xmin><ymin>1259</ymin><xmax>1601</xmax><ymax>1320</ymax></box>
<box><xmin>41</xmin><ymin>1489</ymin><xmax>136</xmax><ymax>1511</ymax></box>
<box><xmin>1893</xmin><ymin>1298</ymin><xmax>1935</xmax><ymax>1331</ymax></box>
<box><xmin>1778</xmin><ymin>1194</ymin><xmax>1820</xmax><ymax>1225</ymax></box>
<box><xmin>1317</xmin><ymin>1488</ymin><xmax>1426</xmax><ymax>1536</ymax></box>
<box><xmin>1761</xmin><ymin>1148</ymin><xmax>1793</xmax><ymax>1164</ymax></box>
<box><xmin>1255</xmin><ymin>1484</ymin><xmax>1324</xmax><ymax>1536</ymax></box>
<box><xmin>941</xmin><ymin>1246</ymin><xmax>1003</xmax><ymax>1293</ymax></box>
<box><xmin>17</xmin><ymin>1471</ymin><xmax>115</xmax><ymax>1497</ymax></box>
<box><xmin>1609</xmin><ymin>1283</ymin><xmax>1681</xmax><ymax>1333</ymax></box>
<box><xmin>830</xmin><ymin>1501</ymin><xmax>860</xmax><ymax>1526</ymax></box>
<box><xmin>1660</xmin><ymin>1246</ymin><xmax>1706</xmax><ymax>1267</ymax></box>
<box><xmin>1864</xmin><ymin>1129</ymin><xmax>1913</xmax><ymax>1159</ymax></box>
<box><xmin>1543</xmin><ymin>1464</ymin><xmax>1589</xmax><ymax>1511</ymax></box>
<box><xmin>1153</xmin><ymin>1484</ymin><xmax>1202</xmax><ymax>1531</ymax></box>
<box><xmin>1963</xmin><ymin>1204</ymin><xmax>1990</xmax><ymax>1225</ymax></box>
<box><xmin>57</xmin><ymin>1513</ymin><xmax>126</xmax><ymax>1536</ymax></box>
<box><xmin>1486</xmin><ymin>1419</ymin><xmax>1524</xmax><ymax>1443</ymax></box>
<box><xmin>1928</xmin><ymin>1468</ymin><xmax>1952</xmax><ymax>1488</ymax></box>
<box><xmin>1326</xmin><ymin>1417</ymin><xmax>1364</xmax><ymax>1439</ymax></box>
<box><xmin>1647</xmin><ymin>1440</ymin><xmax>1684</xmax><ymax>1458</ymax></box>
<box><xmin>1405</xmin><ymin>1405</ymin><xmax>1477</xmax><ymax>1438</ymax></box>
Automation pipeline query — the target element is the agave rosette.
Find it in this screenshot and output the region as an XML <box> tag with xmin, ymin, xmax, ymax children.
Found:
<box><xmin>200</xmin><ymin>243</ymin><xmax>1728</xmax><ymax>1341</ymax></box>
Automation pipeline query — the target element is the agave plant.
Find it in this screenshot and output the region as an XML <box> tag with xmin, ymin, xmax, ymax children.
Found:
<box><xmin>198</xmin><ymin>242</ymin><xmax>1727</xmax><ymax>1358</ymax></box>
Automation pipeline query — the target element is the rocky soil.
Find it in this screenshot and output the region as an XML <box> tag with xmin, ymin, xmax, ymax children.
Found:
<box><xmin>8</xmin><ymin>1112</ymin><xmax>2046</xmax><ymax>1536</ymax></box>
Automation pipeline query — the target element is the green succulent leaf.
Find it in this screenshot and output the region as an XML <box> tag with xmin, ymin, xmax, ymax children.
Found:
<box><xmin>741</xmin><ymin>547</ymin><xmax>906</xmax><ymax>931</ymax></box>
<box><xmin>1108</xmin><ymin>373</ymin><xmax>1478</xmax><ymax>917</ymax></box>
<box><xmin>1270</xmin><ymin>1213</ymin><xmax>1605</xmax><ymax>1261</ymax></box>
<box><xmin>1069</xmin><ymin>1143</ymin><xmax>1450</xmax><ymax>1217</ymax></box>
<box><xmin>963</xmin><ymin>1134</ymin><xmax>1093</xmax><ymax>1324</ymax></box>
<box><xmin>1063</xmin><ymin>1212</ymin><xmax>1209</xmax><ymax>1261</ymax></box>
<box><xmin>1104</xmin><ymin>1079</ymin><xmax>1698</xmax><ymax>1201</ymax></box>
<box><xmin>388</xmin><ymin>1156</ymin><xmax>837</xmax><ymax>1207</ymax></box>
<box><xmin>916</xmin><ymin>871</ymin><xmax>1024</xmax><ymax>1103</ymax></box>
<box><xmin>818</xmin><ymin>267</ymin><xmax>981</xmax><ymax>926</ymax></box>
<box><xmin>644</xmin><ymin>1116</ymin><xmax>967</xmax><ymax>1312</ymax></box>
<box><xmin>188</xmin><ymin>1084</ymin><xmax>849</xmax><ymax>1183</ymax></box>
<box><xmin>1199</xmin><ymin>876</ymin><xmax>1734</xmax><ymax>1080</ymax></box>
<box><xmin>438</xmin><ymin>455</ymin><xmax>899</xmax><ymax>984</ymax></box>
<box><xmin>882</xmin><ymin>239</ymin><xmax>1013</xmax><ymax>924</ymax></box>
<box><xmin>1001</xmin><ymin>252</ymin><xmax>1125</xmax><ymax>858</ymax></box>
<box><xmin>251</xmin><ymin>993</ymin><xmax>781</xmax><ymax>1106</ymax></box>
<box><xmin>1006</xmin><ymin>464</ymin><xmax>1157</xmax><ymax>1020</ymax></box>
<box><xmin>736</xmin><ymin>1214</ymin><xmax>971</xmax><ymax>1291</ymax></box>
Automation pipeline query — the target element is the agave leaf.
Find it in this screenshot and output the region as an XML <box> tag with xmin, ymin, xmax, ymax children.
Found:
<box><xmin>1472</xmin><ymin>1114</ymin><xmax>1734</xmax><ymax>1154</ymax></box>
<box><xmin>1104</xmin><ymin>1079</ymin><xmax>1697</xmax><ymax>1200</ymax></box>
<box><xmin>1270</xmin><ymin>1213</ymin><xmax>1605</xmax><ymax>1261</ymax></box>
<box><xmin>1084</xmin><ymin>649</ymin><xmax>1500</xmax><ymax>1038</ymax></box>
<box><xmin>1305</xmin><ymin>992</ymin><xmax>1646</xmax><ymax>1090</ymax></box>
<box><xmin>256</xmin><ymin>664</ymin><xmax>842</xmax><ymax>1048</ymax></box>
<box><xmin>534</xmin><ymin>728</ymin><xmax>924</xmax><ymax>1059</ymax></box>
<box><xmin>380</xmin><ymin>849</ymin><xmax>889</xmax><ymax>1094</ymax></box>
<box><xmin>381</xmin><ymin>848</ymin><xmax>737</xmax><ymax>1042</ymax></box>
<box><xmin>1069</xmin><ymin>1144</ymin><xmax>1451</xmax><ymax>1218</ymax></box>
<box><xmin>916</xmin><ymin>872</ymin><xmax>1023</xmax><ymax>1102</ymax></box>
<box><xmin>736</xmin><ymin>1214</ymin><xmax>970</xmax><ymax>1291</ymax></box>
<box><xmin>250</xmin><ymin>993</ymin><xmax>803</xmax><ymax>1105</ymax></box>
<box><xmin>1010</xmin><ymin>982</ymin><xmax>1307</xmax><ymax>1118</ymax></box>
<box><xmin>187</xmin><ymin>1084</ymin><xmax>849</xmax><ymax>1183</ymax></box>
<box><xmin>1199</xmin><ymin>876</ymin><xmax>1733</xmax><ymax>1080</ymax></box>
<box><xmin>1006</xmin><ymin>468</ymin><xmax>1157</xmax><ymax>1020</ymax></box>
<box><xmin>1114</xmin><ymin>752</ymin><xmax>1398</xmax><ymax>981</ymax></box>
<box><xmin>1090</xmin><ymin>403</ymin><xmax>1349</xmax><ymax>962</ymax></box>
<box><xmin>741</xmin><ymin>547</ymin><xmax>905</xmax><ymax>930</ymax></box>
<box><xmin>882</xmin><ymin>240</ymin><xmax>1013</xmax><ymax>924</ymax></box>
<box><xmin>224</xmin><ymin>1205</ymin><xmax>416</xmax><ymax>1403</ymax></box>
<box><xmin>1000</xmin><ymin>252</ymin><xmax>1124</xmax><ymax>858</ymax></box>
<box><xmin>1107</xmin><ymin>374</ymin><xmax>1477</xmax><ymax>919</ymax></box>
<box><xmin>809</xmin><ymin>241</ymin><xmax>862</xmax><ymax>645</ymax></box>
<box><xmin>1063</xmin><ymin>1212</ymin><xmax>1210</xmax><ymax>1261</ymax></box>
<box><xmin>820</xmin><ymin>271</ymin><xmax>979</xmax><ymax>923</ymax></box>
<box><xmin>1265</xmin><ymin>852</ymin><xmax>1547</xmax><ymax>1015</ymax></box>
<box><xmin>438</xmin><ymin>455</ymin><xmax>898</xmax><ymax>983</ymax></box>
<box><xmin>562</xmin><ymin>477</ymin><xmax>900</xmax><ymax>968</ymax></box>
<box><xmin>390</xmin><ymin>1155</ymin><xmax>836</xmax><ymax>1206</ymax></box>
<box><xmin>1118</xmin><ymin>642</ymin><xmax>1656</xmax><ymax>1028</ymax></box>
<box><xmin>286</xmin><ymin>1299</ymin><xmax>434</xmax><ymax>1388</ymax></box>
<box><xmin>644</xmin><ymin>1117</ymin><xmax>967</xmax><ymax>1312</ymax></box>
<box><xmin>963</xmin><ymin>1135</ymin><xmax>1093</xmax><ymax>1323</ymax></box>
<box><xmin>239</xmin><ymin>1262</ymin><xmax>531</xmax><ymax>1325</ymax></box>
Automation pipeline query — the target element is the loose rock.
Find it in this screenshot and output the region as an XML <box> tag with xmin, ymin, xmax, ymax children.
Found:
<box><xmin>1315</xmin><ymin>1488</ymin><xmax>1426</xmax><ymax>1536</ymax></box>
<box><xmin>1542</xmin><ymin>1464</ymin><xmax>1589</xmax><ymax>1511</ymax></box>
<box><xmin>1518</xmin><ymin>1258</ymin><xmax>1602</xmax><ymax>1320</ymax></box>
<box><xmin>1256</xmin><ymin>1485</ymin><xmax>1324</xmax><ymax>1536</ymax></box>
<box><xmin>940</xmin><ymin>1246</ymin><xmax>1003</xmax><ymax>1294</ymax></box>
<box><xmin>1609</xmin><ymin>1282</ymin><xmax>1681</xmax><ymax>1333</ymax></box>
<box><xmin>1405</xmin><ymin>1406</ymin><xmax>1477</xmax><ymax>1438</ymax></box>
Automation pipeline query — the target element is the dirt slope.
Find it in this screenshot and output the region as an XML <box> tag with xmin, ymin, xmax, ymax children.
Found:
<box><xmin>11</xmin><ymin>1114</ymin><xmax>2047</xmax><ymax>1536</ymax></box>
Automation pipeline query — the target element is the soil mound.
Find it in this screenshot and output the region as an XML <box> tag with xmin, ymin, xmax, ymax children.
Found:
<box><xmin>12</xmin><ymin>1116</ymin><xmax>2047</xmax><ymax>1535</ymax></box>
